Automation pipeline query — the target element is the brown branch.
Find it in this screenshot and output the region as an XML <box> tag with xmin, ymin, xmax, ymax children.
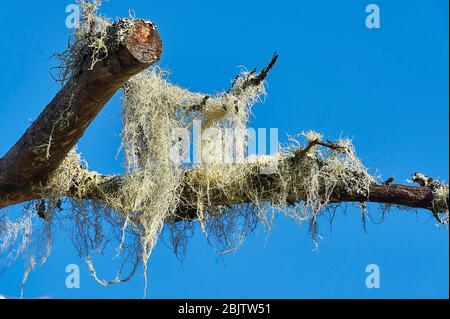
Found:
<box><xmin>36</xmin><ymin>155</ymin><xmax>447</xmax><ymax>223</ymax></box>
<box><xmin>0</xmin><ymin>19</ymin><xmax>162</xmax><ymax>208</ymax></box>
<box><xmin>172</xmin><ymin>183</ymin><xmax>440</xmax><ymax>222</ymax></box>
<box><xmin>171</xmin><ymin>161</ymin><xmax>447</xmax><ymax>221</ymax></box>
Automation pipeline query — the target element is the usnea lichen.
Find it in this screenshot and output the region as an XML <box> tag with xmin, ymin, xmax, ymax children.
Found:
<box><xmin>43</xmin><ymin>0</ymin><xmax>136</xmax><ymax>160</ymax></box>
<box><xmin>13</xmin><ymin>66</ymin><xmax>377</xmax><ymax>287</ymax></box>
<box><xmin>0</xmin><ymin>65</ymin><xmax>396</xmax><ymax>294</ymax></box>
<box><xmin>52</xmin><ymin>0</ymin><xmax>110</xmax><ymax>85</ymax></box>
<box><xmin>1</xmin><ymin>1</ymin><xmax>447</xmax><ymax>297</ymax></box>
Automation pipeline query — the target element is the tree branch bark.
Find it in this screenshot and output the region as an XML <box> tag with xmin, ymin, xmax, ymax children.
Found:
<box><xmin>36</xmin><ymin>157</ymin><xmax>447</xmax><ymax>222</ymax></box>
<box><xmin>0</xmin><ymin>19</ymin><xmax>162</xmax><ymax>208</ymax></box>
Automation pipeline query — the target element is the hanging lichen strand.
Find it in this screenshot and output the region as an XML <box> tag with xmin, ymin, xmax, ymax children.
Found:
<box><xmin>16</xmin><ymin>66</ymin><xmax>382</xmax><ymax>289</ymax></box>
<box><xmin>3</xmin><ymin>66</ymin><xmax>439</xmax><ymax>293</ymax></box>
<box><xmin>114</xmin><ymin>66</ymin><xmax>269</xmax><ymax>282</ymax></box>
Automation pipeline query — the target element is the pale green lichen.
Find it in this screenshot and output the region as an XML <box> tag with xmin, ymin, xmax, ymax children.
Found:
<box><xmin>1</xmin><ymin>67</ymin><xmax>380</xmax><ymax>294</ymax></box>
<box><xmin>2</xmin><ymin>2</ymin><xmax>443</xmax><ymax>295</ymax></box>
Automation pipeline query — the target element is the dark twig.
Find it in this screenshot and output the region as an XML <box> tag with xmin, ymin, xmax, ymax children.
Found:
<box><xmin>294</xmin><ymin>139</ymin><xmax>347</xmax><ymax>160</ymax></box>
<box><xmin>187</xmin><ymin>53</ymin><xmax>279</xmax><ymax>112</ymax></box>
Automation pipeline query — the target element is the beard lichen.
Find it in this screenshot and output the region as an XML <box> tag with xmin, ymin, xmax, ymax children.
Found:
<box><xmin>42</xmin><ymin>0</ymin><xmax>137</xmax><ymax>160</ymax></box>
<box><xmin>0</xmin><ymin>3</ymin><xmax>447</xmax><ymax>297</ymax></box>
<box><xmin>1</xmin><ymin>66</ymin><xmax>383</xmax><ymax>295</ymax></box>
<box><xmin>433</xmin><ymin>186</ymin><xmax>449</xmax><ymax>225</ymax></box>
<box><xmin>1</xmin><ymin>3</ymin><xmax>444</xmax><ymax>292</ymax></box>
<box><xmin>52</xmin><ymin>0</ymin><xmax>110</xmax><ymax>85</ymax></box>
<box><xmin>412</xmin><ymin>172</ymin><xmax>449</xmax><ymax>225</ymax></box>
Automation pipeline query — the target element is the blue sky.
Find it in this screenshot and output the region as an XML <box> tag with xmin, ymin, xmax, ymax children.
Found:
<box><xmin>0</xmin><ymin>0</ymin><xmax>448</xmax><ymax>298</ymax></box>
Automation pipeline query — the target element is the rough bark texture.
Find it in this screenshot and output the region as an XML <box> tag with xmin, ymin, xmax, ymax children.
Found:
<box><xmin>34</xmin><ymin>160</ymin><xmax>445</xmax><ymax>222</ymax></box>
<box><xmin>0</xmin><ymin>20</ymin><xmax>162</xmax><ymax>208</ymax></box>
